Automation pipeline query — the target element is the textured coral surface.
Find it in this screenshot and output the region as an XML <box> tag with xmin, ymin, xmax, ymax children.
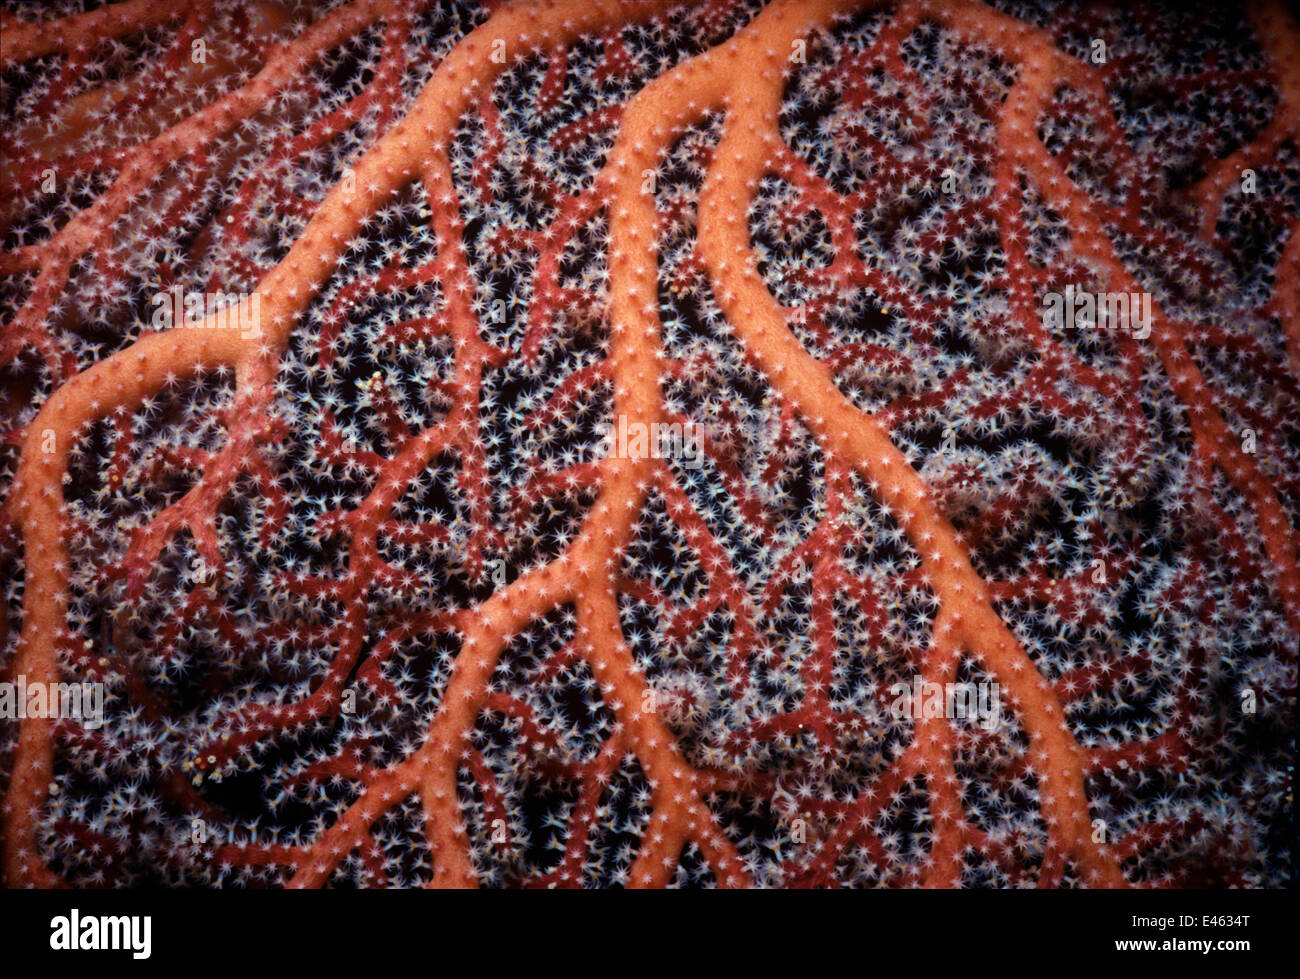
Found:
<box><xmin>0</xmin><ymin>0</ymin><xmax>1296</xmax><ymax>888</ymax></box>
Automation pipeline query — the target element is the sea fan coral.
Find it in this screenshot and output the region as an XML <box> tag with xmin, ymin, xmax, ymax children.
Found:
<box><xmin>0</xmin><ymin>0</ymin><xmax>1296</xmax><ymax>889</ymax></box>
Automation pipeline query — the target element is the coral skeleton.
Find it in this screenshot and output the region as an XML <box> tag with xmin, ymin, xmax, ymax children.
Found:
<box><xmin>0</xmin><ymin>0</ymin><xmax>1296</xmax><ymax>888</ymax></box>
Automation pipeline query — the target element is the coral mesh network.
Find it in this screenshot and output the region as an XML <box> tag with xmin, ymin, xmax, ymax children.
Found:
<box><xmin>0</xmin><ymin>0</ymin><xmax>1296</xmax><ymax>890</ymax></box>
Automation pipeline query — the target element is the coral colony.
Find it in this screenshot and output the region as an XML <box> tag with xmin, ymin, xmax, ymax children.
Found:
<box><xmin>0</xmin><ymin>0</ymin><xmax>1295</xmax><ymax>890</ymax></box>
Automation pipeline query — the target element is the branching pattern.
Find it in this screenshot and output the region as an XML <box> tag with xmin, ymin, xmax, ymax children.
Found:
<box><xmin>0</xmin><ymin>0</ymin><xmax>1296</xmax><ymax>888</ymax></box>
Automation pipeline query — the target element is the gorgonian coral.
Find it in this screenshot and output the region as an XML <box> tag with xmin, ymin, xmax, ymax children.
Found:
<box><xmin>0</xmin><ymin>0</ymin><xmax>1296</xmax><ymax>889</ymax></box>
